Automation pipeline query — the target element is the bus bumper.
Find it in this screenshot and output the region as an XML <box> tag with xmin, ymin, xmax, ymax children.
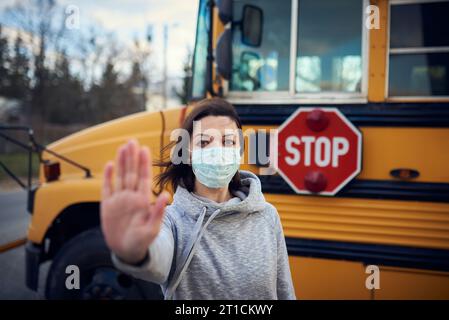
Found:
<box><xmin>25</xmin><ymin>241</ymin><xmax>42</xmax><ymax>291</ymax></box>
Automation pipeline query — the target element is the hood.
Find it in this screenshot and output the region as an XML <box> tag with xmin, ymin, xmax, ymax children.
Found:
<box><xmin>171</xmin><ymin>170</ymin><xmax>267</xmax><ymax>219</ymax></box>
<box><xmin>164</xmin><ymin>169</ymin><xmax>270</xmax><ymax>299</ymax></box>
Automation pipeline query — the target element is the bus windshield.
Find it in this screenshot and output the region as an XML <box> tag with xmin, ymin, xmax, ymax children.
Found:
<box><xmin>230</xmin><ymin>0</ymin><xmax>364</xmax><ymax>95</ymax></box>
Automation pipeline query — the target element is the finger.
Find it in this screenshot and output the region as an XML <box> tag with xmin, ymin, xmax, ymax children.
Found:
<box><xmin>115</xmin><ymin>145</ymin><xmax>127</xmax><ymax>191</ymax></box>
<box><xmin>125</xmin><ymin>139</ymin><xmax>139</xmax><ymax>190</ymax></box>
<box><xmin>137</xmin><ymin>192</ymin><xmax>169</xmax><ymax>242</ymax></box>
<box><xmin>102</xmin><ymin>161</ymin><xmax>114</xmax><ymax>200</ymax></box>
<box><xmin>146</xmin><ymin>191</ymin><xmax>170</xmax><ymax>228</ymax></box>
<box><xmin>137</xmin><ymin>146</ymin><xmax>151</xmax><ymax>196</ymax></box>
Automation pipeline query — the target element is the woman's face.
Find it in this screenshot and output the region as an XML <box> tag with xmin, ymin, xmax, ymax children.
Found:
<box><xmin>191</xmin><ymin>116</ymin><xmax>241</xmax><ymax>151</ymax></box>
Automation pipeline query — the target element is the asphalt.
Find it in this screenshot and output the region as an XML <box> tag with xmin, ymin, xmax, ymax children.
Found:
<box><xmin>0</xmin><ymin>190</ymin><xmax>49</xmax><ymax>299</ymax></box>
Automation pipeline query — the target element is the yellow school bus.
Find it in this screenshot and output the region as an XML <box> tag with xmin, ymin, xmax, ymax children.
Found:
<box><xmin>24</xmin><ymin>0</ymin><xmax>449</xmax><ymax>299</ymax></box>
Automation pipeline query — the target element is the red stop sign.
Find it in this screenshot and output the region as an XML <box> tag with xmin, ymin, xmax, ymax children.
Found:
<box><xmin>276</xmin><ymin>107</ymin><xmax>362</xmax><ymax>195</ymax></box>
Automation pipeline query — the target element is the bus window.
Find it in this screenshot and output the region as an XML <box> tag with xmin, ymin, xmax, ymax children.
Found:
<box><xmin>230</xmin><ymin>0</ymin><xmax>291</xmax><ymax>92</ymax></box>
<box><xmin>388</xmin><ymin>1</ymin><xmax>449</xmax><ymax>97</ymax></box>
<box><xmin>295</xmin><ymin>0</ymin><xmax>363</xmax><ymax>93</ymax></box>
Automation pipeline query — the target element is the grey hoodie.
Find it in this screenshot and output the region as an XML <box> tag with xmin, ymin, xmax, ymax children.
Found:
<box><xmin>112</xmin><ymin>170</ymin><xmax>296</xmax><ymax>300</ymax></box>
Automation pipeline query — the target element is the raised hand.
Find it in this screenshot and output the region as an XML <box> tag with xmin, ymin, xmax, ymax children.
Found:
<box><xmin>100</xmin><ymin>139</ymin><xmax>169</xmax><ymax>264</ymax></box>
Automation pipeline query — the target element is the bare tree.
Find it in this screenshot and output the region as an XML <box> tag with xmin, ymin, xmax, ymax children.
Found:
<box><xmin>5</xmin><ymin>0</ymin><xmax>68</xmax><ymax>140</ymax></box>
<box><xmin>2</xmin><ymin>0</ymin><xmax>154</xmax><ymax>136</ymax></box>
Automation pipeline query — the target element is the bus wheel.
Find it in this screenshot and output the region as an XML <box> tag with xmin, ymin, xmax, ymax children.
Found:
<box><xmin>45</xmin><ymin>228</ymin><xmax>163</xmax><ymax>300</ymax></box>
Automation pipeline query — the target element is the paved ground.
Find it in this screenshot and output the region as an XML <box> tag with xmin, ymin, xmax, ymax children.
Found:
<box><xmin>0</xmin><ymin>191</ymin><xmax>29</xmax><ymax>243</ymax></box>
<box><xmin>0</xmin><ymin>190</ymin><xmax>49</xmax><ymax>299</ymax></box>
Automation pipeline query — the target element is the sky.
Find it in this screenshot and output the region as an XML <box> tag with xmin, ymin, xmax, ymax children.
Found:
<box><xmin>0</xmin><ymin>0</ymin><xmax>199</xmax><ymax>79</ymax></box>
<box><xmin>68</xmin><ymin>0</ymin><xmax>199</xmax><ymax>79</ymax></box>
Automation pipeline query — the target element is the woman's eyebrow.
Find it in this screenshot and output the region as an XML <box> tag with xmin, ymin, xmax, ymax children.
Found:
<box><xmin>194</xmin><ymin>133</ymin><xmax>211</xmax><ymax>138</ymax></box>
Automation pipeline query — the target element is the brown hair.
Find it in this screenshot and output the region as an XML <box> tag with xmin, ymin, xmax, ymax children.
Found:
<box><xmin>154</xmin><ymin>97</ymin><xmax>244</xmax><ymax>194</ymax></box>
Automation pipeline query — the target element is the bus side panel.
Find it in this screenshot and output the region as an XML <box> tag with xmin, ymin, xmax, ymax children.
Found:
<box><xmin>289</xmin><ymin>256</ymin><xmax>449</xmax><ymax>299</ymax></box>
<box><xmin>289</xmin><ymin>256</ymin><xmax>371</xmax><ymax>299</ymax></box>
<box><xmin>376</xmin><ymin>267</ymin><xmax>449</xmax><ymax>299</ymax></box>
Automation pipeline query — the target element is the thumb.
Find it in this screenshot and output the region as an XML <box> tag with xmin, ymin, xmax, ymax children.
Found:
<box><xmin>145</xmin><ymin>191</ymin><xmax>170</xmax><ymax>228</ymax></box>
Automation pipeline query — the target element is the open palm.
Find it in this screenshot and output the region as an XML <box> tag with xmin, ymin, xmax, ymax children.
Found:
<box><xmin>100</xmin><ymin>139</ymin><xmax>169</xmax><ymax>264</ymax></box>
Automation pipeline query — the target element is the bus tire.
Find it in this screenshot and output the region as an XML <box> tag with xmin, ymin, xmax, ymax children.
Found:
<box><xmin>45</xmin><ymin>228</ymin><xmax>163</xmax><ymax>300</ymax></box>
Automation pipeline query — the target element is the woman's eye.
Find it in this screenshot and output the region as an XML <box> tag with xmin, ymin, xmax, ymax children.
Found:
<box><xmin>199</xmin><ymin>140</ymin><xmax>209</xmax><ymax>147</ymax></box>
<box><xmin>224</xmin><ymin>139</ymin><xmax>235</xmax><ymax>146</ymax></box>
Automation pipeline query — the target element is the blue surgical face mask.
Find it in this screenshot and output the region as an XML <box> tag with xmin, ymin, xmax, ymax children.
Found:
<box><xmin>191</xmin><ymin>146</ymin><xmax>241</xmax><ymax>188</ymax></box>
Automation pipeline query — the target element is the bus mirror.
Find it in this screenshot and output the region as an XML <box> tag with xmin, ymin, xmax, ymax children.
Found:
<box><xmin>216</xmin><ymin>28</ymin><xmax>232</xmax><ymax>80</ymax></box>
<box><xmin>241</xmin><ymin>5</ymin><xmax>263</xmax><ymax>47</ymax></box>
<box><xmin>216</xmin><ymin>0</ymin><xmax>233</xmax><ymax>24</ymax></box>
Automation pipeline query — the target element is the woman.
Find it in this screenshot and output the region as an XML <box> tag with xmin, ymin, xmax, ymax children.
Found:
<box><xmin>100</xmin><ymin>97</ymin><xmax>296</xmax><ymax>300</ymax></box>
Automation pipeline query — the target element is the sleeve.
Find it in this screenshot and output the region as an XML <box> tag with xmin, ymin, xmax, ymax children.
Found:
<box><xmin>273</xmin><ymin>207</ymin><xmax>297</xmax><ymax>300</ymax></box>
<box><xmin>111</xmin><ymin>213</ymin><xmax>175</xmax><ymax>285</ymax></box>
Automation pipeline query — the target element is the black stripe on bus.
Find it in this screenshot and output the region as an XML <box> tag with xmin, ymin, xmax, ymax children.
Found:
<box><xmin>235</xmin><ymin>102</ymin><xmax>449</xmax><ymax>127</ymax></box>
<box><xmin>259</xmin><ymin>175</ymin><xmax>449</xmax><ymax>203</ymax></box>
<box><xmin>285</xmin><ymin>237</ymin><xmax>449</xmax><ymax>273</ymax></box>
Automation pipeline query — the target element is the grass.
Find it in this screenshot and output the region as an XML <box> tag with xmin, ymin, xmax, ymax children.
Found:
<box><xmin>0</xmin><ymin>152</ymin><xmax>40</xmax><ymax>185</ymax></box>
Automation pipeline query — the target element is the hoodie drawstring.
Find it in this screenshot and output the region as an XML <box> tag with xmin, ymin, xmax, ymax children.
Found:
<box><xmin>164</xmin><ymin>207</ymin><xmax>221</xmax><ymax>300</ymax></box>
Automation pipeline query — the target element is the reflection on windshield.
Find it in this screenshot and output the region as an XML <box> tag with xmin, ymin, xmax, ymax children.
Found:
<box><xmin>230</xmin><ymin>0</ymin><xmax>291</xmax><ymax>92</ymax></box>
<box><xmin>297</xmin><ymin>56</ymin><xmax>362</xmax><ymax>92</ymax></box>
<box><xmin>296</xmin><ymin>0</ymin><xmax>363</xmax><ymax>93</ymax></box>
<box><xmin>229</xmin><ymin>0</ymin><xmax>363</xmax><ymax>94</ymax></box>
